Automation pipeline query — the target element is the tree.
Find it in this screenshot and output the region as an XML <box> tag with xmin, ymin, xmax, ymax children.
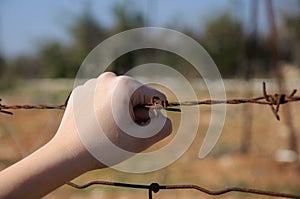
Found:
<box><xmin>0</xmin><ymin>54</ymin><xmax>4</xmax><ymax>76</ymax></box>
<box><xmin>38</xmin><ymin>2</ymin><xmax>106</xmax><ymax>78</ymax></box>
<box><xmin>111</xmin><ymin>0</ymin><xmax>145</xmax><ymax>33</ymax></box>
<box><xmin>285</xmin><ymin>13</ymin><xmax>300</xmax><ymax>65</ymax></box>
<box><xmin>38</xmin><ymin>41</ymin><xmax>72</xmax><ymax>78</ymax></box>
<box><xmin>9</xmin><ymin>55</ymin><xmax>41</xmax><ymax>78</ymax></box>
<box><xmin>201</xmin><ymin>13</ymin><xmax>244</xmax><ymax>77</ymax></box>
<box><xmin>108</xmin><ymin>0</ymin><xmax>145</xmax><ymax>74</ymax></box>
<box><xmin>69</xmin><ymin>6</ymin><xmax>105</xmax><ymax>55</ymax></box>
<box><xmin>66</xmin><ymin>2</ymin><xmax>106</xmax><ymax>77</ymax></box>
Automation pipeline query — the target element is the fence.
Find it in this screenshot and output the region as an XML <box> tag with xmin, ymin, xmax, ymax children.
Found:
<box><xmin>1</xmin><ymin>82</ymin><xmax>300</xmax><ymax>198</ymax></box>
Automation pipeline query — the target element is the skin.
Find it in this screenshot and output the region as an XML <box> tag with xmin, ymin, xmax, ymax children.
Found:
<box><xmin>0</xmin><ymin>72</ymin><xmax>172</xmax><ymax>199</ymax></box>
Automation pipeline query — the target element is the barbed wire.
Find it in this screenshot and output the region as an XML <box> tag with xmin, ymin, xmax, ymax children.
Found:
<box><xmin>0</xmin><ymin>94</ymin><xmax>69</xmax><ymax>115</ymax></box>
<box><xmin>1</xmin><ymin>82</ymin><xmax>300</xmax><ymax>121</ymax></box>
<box><xmin>66</xmin><ymin>181</ymin><xmax>300</xmax><ymax>199</ymax></box>
<box><xmin>1</xmin><ymin>81</ymin><xmax>300</xmax><ymax>198</ymax></box>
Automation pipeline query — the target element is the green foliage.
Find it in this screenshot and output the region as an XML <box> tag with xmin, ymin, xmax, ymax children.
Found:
<box><xmin>202</xmin><ymin>13</ymin><xmax>244</xmax><ymax>77</ymax></box>
<box><xmin>108</xmin><ymin>0</ymin><xmax>145</xmax><ymax>74</ymax></box>
<box><xmin>10</xmin><ymin>56</ymin><xmax>42</xmax><ymax>78</ymax></box>
<box><xmin>111</xmin><ymin>0</ymin><xmax>145</xmax><ymax>33</ymax></box>
<box><xmin>0</xmin><ymin>56</ymin><xmax>12</xmax><ymax>91</ymax></box>
<box><xmin>285</xmin><ymin>14</ymin><xmax>300</xmax><ymax>65</ymax></box>
<box><xmin>69</xmin><ymin>9</ymin><xmax>106</xmax><ymax>55</ymax></box>
<box><xmin>38</xmin><ymin>42</ymin><xmax>71</xmax><ymax>77</ymax></box>
<box><xmin>2</xmin><ymin>1</ymin><xmax>299</xmax><ymax>79</ymax></box>
<box><xmin>286</xmin><ymin>14</ymin><xmax>300</xmax><ymax>43</ymax></box>
<box><xmin>0</xmin><ymin>55</ymin><xmax>5</xmax><ymax>78</ymax></box>
<box><xmin>6</xmin><ymin>0</ymin><xmax>147</xmax><ymax>78</ymax></box>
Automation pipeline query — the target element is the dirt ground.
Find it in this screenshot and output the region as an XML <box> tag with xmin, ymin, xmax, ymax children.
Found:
<box><xmin>0</xmin><ymin>79</ymin><xmax>300</xmax><ymax>199</ymax></box>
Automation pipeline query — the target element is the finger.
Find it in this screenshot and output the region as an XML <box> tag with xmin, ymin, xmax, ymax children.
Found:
<box><xmin>114</xmin><ymin>75</ymin><xmax>167</xmax><ymax>106</ymax></box>
<box><xmin>122</xmin><ymin>113</ymin><xmax>172</xmax><ymax>152</ymax></box>
<box><xmin>131</xmin><ymin>84</ymin><xmax>167</xmax><ymax>107</ymax></box>
<box><xmin>145</xmin><ymin>114</ymin><xmax>172</xmax><ymax>145</ymax></box>
<box><xmin>97</xmin><ymin>72</ymin><xmax>117</xmax><ymax>85</ymax></box>
<box><xmin>113</xmin><ymin>75</ymin><xmax>167</xmax><ymax>121</ymax></box>
<box><xmin>100</xmin><ymin>71</ymin><xmax>117</xmax><ymax>78</ymax></box>
<box><xmin>133</xmin><ymin>106</ymin><xmax>150</xmax><ymax>124</ymax></box>
<box><xmin>134</xmin><ymin>104</ymin><xmax>167</xmax><ymax>121</ymax></box>
<box><xmin>131</xmin><ymin>85</ymin><xmax>167</xmax><ymax>123</ymax></box>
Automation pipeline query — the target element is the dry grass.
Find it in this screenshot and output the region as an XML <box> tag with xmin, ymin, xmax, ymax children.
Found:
<box><xmin>0</xmin><ymin>79</ymin><xmax>300</xmax><ymax>199</ymax></box>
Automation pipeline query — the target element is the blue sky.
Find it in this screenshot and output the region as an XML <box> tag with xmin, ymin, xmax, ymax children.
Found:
<box><xmin>1</xmin><ymin>0</ymin><xmax>299</xmax><ymax>58</ymax></box>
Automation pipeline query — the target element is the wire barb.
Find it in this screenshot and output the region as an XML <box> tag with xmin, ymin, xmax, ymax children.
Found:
<box><xmin>263</xmin><ymin>82</ymin><xmax>281</xmax><ymax>120</ymax></box>
<box><xmin>0</xmin><ymin>99</ymin><xmax>13</xmax><ymax>115</ymax></box>
<box><xmin>66</xmin><ymin>180</ymin><xmax>300</xmax><ymax>198</ymax></box>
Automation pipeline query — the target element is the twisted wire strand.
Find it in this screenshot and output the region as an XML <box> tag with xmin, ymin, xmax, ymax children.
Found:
<box><xmin>1</xmin><ymin>82</ymin><xmax>300</xmax><ymax>120</ymax></box>
<box><xmin>66</xmin><ymin>181</ymin><xmax>300</xmax><ymax>199</ymax></box>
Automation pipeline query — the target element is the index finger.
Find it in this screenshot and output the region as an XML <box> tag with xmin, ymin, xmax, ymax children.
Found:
<box><xmin>130</xmin><ymin>84</ymin><xmax>167</xmax><ymax>107</ymax></box>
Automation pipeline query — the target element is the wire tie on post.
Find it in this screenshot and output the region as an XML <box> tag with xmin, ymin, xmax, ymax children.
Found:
<box><xmin>148</xmin><ymin>183</ymin><xmax>160</xmax><ymax>199</ymax></box>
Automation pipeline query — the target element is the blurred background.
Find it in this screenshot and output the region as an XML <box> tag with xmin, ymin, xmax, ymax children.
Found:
<box><xmin>1</xmin><ymin>0</ymin><xmax>300</xmax><ymax>198</ymax></box>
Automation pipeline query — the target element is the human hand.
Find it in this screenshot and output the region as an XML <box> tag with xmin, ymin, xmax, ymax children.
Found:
<box><xmin>0</xmin><ymin>72</ymin><xmax>172</xmax><ymax>198</ymax></box>
<box><xmin>54</xmin><ymin>72</ymin><xmax>172</xmax><ymax>170</ymax></box>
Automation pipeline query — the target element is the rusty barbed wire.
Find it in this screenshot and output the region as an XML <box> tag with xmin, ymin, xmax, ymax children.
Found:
<box><xmin>1</xmin><ymin>82</ymin><xmax>300</xmax><ymax>121</ymax></box>
<box><xmin>66</xmin><ymin>180</ymin><xmax>300</xmax><ymax>199</ymax></box>
<box><xmin>0</xmin><ymin>101</ymin><xmax>66</xmax><ymax>115</ymax></box>
<box><xmin>0</xmin><ymin>94</ymin><xmax>69</xmax><ymax>115</ymax></box>
<box><xmin>146</xmin><ymin>82</ymin><xmax>300</xmax><ymax>121</ymax></box>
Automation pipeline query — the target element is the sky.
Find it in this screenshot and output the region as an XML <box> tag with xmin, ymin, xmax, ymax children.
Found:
<box><xmin>0</xmin><ymin>0</ymin><xmax>299</xmax><ymax>58</ymax></box>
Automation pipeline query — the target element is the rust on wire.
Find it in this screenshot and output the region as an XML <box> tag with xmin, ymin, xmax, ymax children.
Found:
<box><xmin>0</xmin><ymin>100</ymin><xmax>66</xmax><ymax>115</ymax></box>
<box><xmin>1</xmin><ymin>82</ymin><xmax>300</xmax><ymax>120</ymax></box>
<box><xmin>146</xmin><ymin>82</ymin><xmax>300</xmax><ymax>121</ymax></box>
<box><xmin>66</xmin><ymin>181</ymin><xmax>300</xmax><ymax>199</ymax></box>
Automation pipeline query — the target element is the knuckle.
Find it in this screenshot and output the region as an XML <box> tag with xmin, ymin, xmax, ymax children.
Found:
<box><xmin>116</xmin><ymin>75</ymin><xmax>134</xmax><ymax>85</ymax></box>
<box><xmin>98</xmin><ymin>72</ymin><xmax>116</xmax><ymax>82</ymax></box>
<box><xmin>100</xmin><ymin>72</ymin><xmax>116</xmax><ymax>78</ymax></box>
